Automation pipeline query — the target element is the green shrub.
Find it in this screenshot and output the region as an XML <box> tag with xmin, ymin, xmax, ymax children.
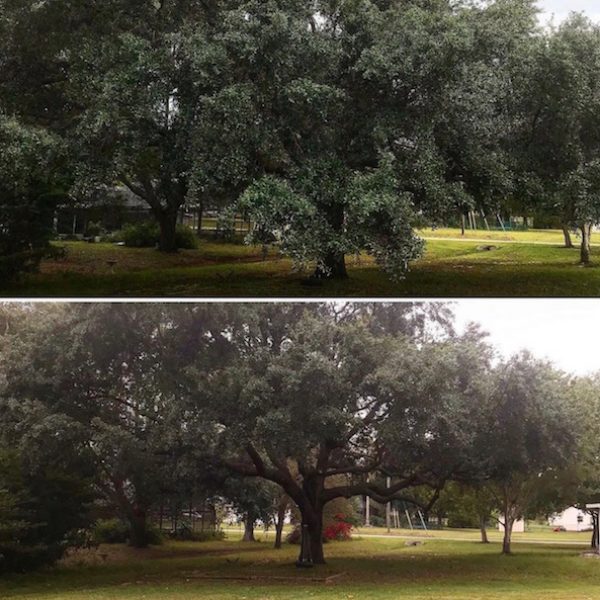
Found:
<box><xmin>121</xmin><ymin>222</ymin><xmax>160</xmax><ymax>248</ymax></box>
<box><xmin>447</xmin><ymin>513</ymin><xmax>479</xmax><ymax>529</ymax></box>
<box><xmin>215</xmin><ymin>208</ymin><xmax>236</xmax><ymax>241</ymax></box>
<box><xmin>144</xmin><ymin>526</ymin><xmax>164</xmax><ymax>546</ymax></box>
<box><xmin>85</xmin><ymin>221</ymin><xmax>102</xmax><ymax>237</ymax></box>
<box><xmin>92</xmin><ymin>518</ymin><xmax>129</xmax><ymax>544</ymax></box>
<box><xmin>0</xmin><ymin>443</ymin><xmax>94</xmax><ymax>574</ymax></box>
<box><xmin>174</xmin><ymin>224</ymin><xmax>198</xmax><ymax>249</ymax></box>
<box><xmin>369</xmin><ymin>515</ymin><xmax>385</xmax><ymax>528</ymax></box>
<box><xmin>117</xmin><ymin>222</ymin><xmax>197</xmax><ymax>249</ymax></box>
<box><xmin>0</xmin><ymin>542</ymin><xmax>62</xmax><ymax>574</ymax></box>
<box><xmin>91</xmin><ymin>519</ymin><xmax>163</xmax><ymax>546</ymax></box>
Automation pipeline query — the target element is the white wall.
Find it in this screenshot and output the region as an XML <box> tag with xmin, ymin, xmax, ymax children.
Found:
<box><xmin>498</xmin><ymin>518</ymin><xmax>525</xmax><ymax>533</ymax></box>
<box><xmin>549</xmin><ymin>507</ymin><xmax>593</xmax><ymax>532</ymax></box>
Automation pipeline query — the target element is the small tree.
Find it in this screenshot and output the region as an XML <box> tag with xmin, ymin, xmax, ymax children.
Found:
<box><xmin>480</xmin><ymin>354</ymin><xmax>575</xmax><ymax>554</ymax></box>
<box><xmin>221</xmin><ymin>477</ymin><xmax>280</xmax><ymax>543</ymax></box>
<box><xmin>517</xmin><ymin>15</ymin><xmax>600</xmax><ymax>263</ymax></box>
<box><xmin>437</xmin><ymin>483</ymin><xmax>496</xmax><ymax>543</ymax></box>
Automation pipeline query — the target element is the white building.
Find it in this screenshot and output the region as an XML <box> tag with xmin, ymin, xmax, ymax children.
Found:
<box><xmin>548</xmin><ymin>507</ymin><xmax>593</xmax><ymax>532</ymax></box>
<box><xmin>498</xmin><ymin>518</ymin><xmax>525</xmax><ymax>533</ymax></box>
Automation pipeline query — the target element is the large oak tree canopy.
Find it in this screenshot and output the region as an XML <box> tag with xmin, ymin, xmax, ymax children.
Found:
<box><xmin>0</xmin><ymin>303</ymin><xmax>578</xmax><ymax>564</ymax></box>
<box><xmin>185</xmin><ymin>310</ymin><xmax>491</xmax><ymax>562</ymax></box>
<box><xmin>2</xmin><ymin>0</ymin><xmax>559</xmax><ymax>276</ymax></box>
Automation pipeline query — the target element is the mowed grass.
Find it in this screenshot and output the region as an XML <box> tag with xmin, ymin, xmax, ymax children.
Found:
<box><xmin>2</xmin><ymin>532</ymin><xmax>599</xmax><ymax>600</ymax></box>
<box><xmin>226</xmin><ymin>524</ymin><xmax>592</xmax><ymax>544</ymax></box>
<box><xmin>4</xmin><ymin>228</ymin><xmax>600</xmax><ymax>297</ymax></box>
<box><xmin>416</xmin><ymin>227</ymin><xmax>596</xmax><ymax>244</ymax></box>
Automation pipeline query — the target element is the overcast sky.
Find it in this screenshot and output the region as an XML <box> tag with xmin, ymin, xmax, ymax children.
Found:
<box><xmin>453</xmin><ymin>299</ymin><xmax>600</xmax><ymax>375</ymax></box>
<box><xmin>537</xmin><ymin>0</ymin><xmax>600</xmax><ymax>24</ymax></box>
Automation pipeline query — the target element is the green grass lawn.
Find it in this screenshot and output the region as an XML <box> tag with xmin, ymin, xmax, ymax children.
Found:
<box><xmin>4</xmin><ymin>229</ymin><xmax>600</xmax><ymax>297</ymax></box>
<box><xmin>2</xmin><ymin>531</ymin><xmax>599</xmax><ymax>600</ymax></box>
<box><xmin>416</xmin><ymin>227</ymin><xmax>594</xmax><ymax>244</ymax></box>
<box><xmin>225</xmin><ymin>524</ymin><xmax>592</xmax><ymax>544</ymax></box>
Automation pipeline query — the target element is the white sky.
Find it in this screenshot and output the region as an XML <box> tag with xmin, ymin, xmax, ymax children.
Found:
<box><xmin>453</xmin><ymin>299</ymin><xmax>600</xmax><ymax>375</ymax></box>
<box><xmin>537</xmin><ymin>0</ymin><xmax>600</xmax><ymax>25</ymax></box>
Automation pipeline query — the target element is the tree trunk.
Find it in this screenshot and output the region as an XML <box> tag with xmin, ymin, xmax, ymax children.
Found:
<box><xmin>314</xmin><ymin>251</ymin><xmax>347</xmax><ymax>279</ymax></box>
<box><xmin>561</xmin><ymin>224</ymin><xmax>573</xmax><ymax>248</ymax></box>
<box><xmin>242</xmin><ymin>516</ymin><xmax>256</xmax><ymax>542</ymax></box>
<box><xmin>307</xmin><ymin>514</ymin><xmax>325</xmax><ymax>565</ymax></box>
<box><xmin>469</xmin><ymin>211</ymin><xmax>477</xmax><ymax>230</ymax></box>
<box><xmin>482</xmin><ymin>211</ymin><xmax>490</xmax><ymax>230</ymax></box>
<box><xmin>502</xmin><ymin>516</ymin><xmax>513</xmax><ymax>555</ymax></box>
<box><xmin>296</xmin><ymin>504</ymin><xmax>326</xmax><ymax>565</ymax></box>
<box><xmin>196</xmin><ymin>200</ymin><xmax>204</xmax><ymax>236</ymax></box>
<box><xmin>274</xmin><ymin>501</ymin><xmax>286</xmax><ymax>549</ymax></box>
<box><xmin>274</xmin><ymin>517</ymin><xmax>285</xmax><ymax>549</ymax></box>
<box><xmin>580</xmin><ymin>223</ymin><xmax>592</xmax><ymax>264</ymax></box>
<box><xmin>129</xmin><ymin>508</ymin><xmax>149</xmax><ymax>548</ymax></box>
<box><xmin>591</xmin><ymin>513</ymin><xmax>598</xmax><ymax>550</ymax></box>
<box><xmin>157</xmin><ymin>209</ymin><xmax>178</xmax><ymax>252</ymax></box>
<box><xmin>460</xmin><ymin>213</ymin><xmax>466</xmax><ymax>236</ymax></box>
<box><xmin>479</xmin><ymin>515</ymin><xmax>489</xmax><ymax>544</ymax></box>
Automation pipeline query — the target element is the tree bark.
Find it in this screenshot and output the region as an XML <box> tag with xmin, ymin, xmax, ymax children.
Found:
<box><xmin>479</xmin><ymin>515</ymin><xmax>489</xmax><ymax>544</ymax></box>
<box><xmin>129</xmin><ymin>508</ymin><xmax>149</xmax><ymax>548</ymax></box>
<box><xmin>591</xmin><ymin>513</ymin><xmax>598</xmax><ymax>550</ymax></box>
<box><xmin>469</xmin><ymin>211</ymin><xmax>477</xmax><ymax>230</ymax></box>
<box><xmin>157</xmin><ymin>209</ymin><xmax>179</xmax><ymax>252</ymax></box>
<box><xmin>307</xmin><ymin>513</ymin><xmax>325</xmax><ymax>565</ymax></box>
<box><xmin>196</xmin><ymin>200</ymin><xmax>204</xmax><ymax>236</ymax></box>
<box><xmin>274</xmin><ymin>500</ymin><xmax>287</xmax><ymax>549</ymax></box>
<box><xmin>561</xmin><ymin>224</ymin><xmax>573</xmax><ymax>248</ymax></box>
<box><xmin>242</xmin><ymin>516</ymin><xmax>256</xmax><ymax>542</ymax></box>
<box><xmin>460</xmin><ymin>213</ymin><xmax>466</xmax><ymax>236</ymax></box>
<box><xmin>296</xmin><ymin>501</ymin><xmax>326</xmax><ymax>565</ymax></box>
<box><xmin>482</xmin><ymin>212</ymin><xmax>490</xmax><ymax>230</ymax></box>
<box><xmin>580</xmin><ymin>223</ymin><xmax>592</xmax><ymax>264</ymax></box>
<box><xmin>502</xmin><ymin>516</ymin><xmax>513</xmax><ymax>555</ymax></box>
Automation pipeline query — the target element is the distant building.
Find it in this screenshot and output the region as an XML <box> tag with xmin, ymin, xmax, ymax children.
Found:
<box><xmin>498</xmin><ymin>518</ymin><xmax>525</xmax><ymax>533</ymax></box>
<box><xmin>56</xmin><ymin>186</ymin><xmax>152</xmax><ymax>235</ymax></box>
<box><xmin>548</xmin><ymin>507</ymin><xmax>593</xmax><ymax>531</ymax></box>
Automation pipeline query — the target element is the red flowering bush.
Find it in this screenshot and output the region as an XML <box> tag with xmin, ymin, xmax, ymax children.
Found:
<box><xmin>323</xmin><ymin>513</ymin><xmax>353</xmax><ymax>541</ymax></box>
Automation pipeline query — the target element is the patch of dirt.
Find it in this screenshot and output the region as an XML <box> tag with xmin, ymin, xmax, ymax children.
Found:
<box><xmin>180</xmin><ymin>570</ymin><xmax>347</xmax><ymax>585</ymax></box>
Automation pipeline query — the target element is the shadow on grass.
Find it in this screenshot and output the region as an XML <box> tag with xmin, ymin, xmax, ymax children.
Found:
<box><xmin>3</xmin><ymin>539</ymin><xmax>599</xmax><ymax>599</ymax></box>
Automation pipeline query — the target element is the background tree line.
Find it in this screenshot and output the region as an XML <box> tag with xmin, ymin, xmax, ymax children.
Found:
<box><xmin>0</xmin><ymin>301</ymin><xmax>598</xmax><ymax>570</ymax></box>
<box><xmin>2</xmin><ymin>1</ymin><xmax>600</xmax><ymax>280</ymax></box>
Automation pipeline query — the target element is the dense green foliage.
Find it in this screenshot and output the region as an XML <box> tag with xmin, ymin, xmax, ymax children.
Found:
<box><xmin>1</xmin><ymin>302</ymin><xmax>595</xmax><ymax>569</ymax></box>
<box><xmin>117</xmin><ymin>221</ymin><xmax>198</xmax><ymax>249</ymax></box>
<box><xmin>4</xmin><ymin>1</ymin><xmax>600</xmax><ymax>282</ymax></box>
<box><xmin>0</xmin><ymin>117</ymin><xmax>62</xmax><ymax>281</ymax></box>
<box><xmin>0</xmin><ymin>400</ymin><xmax>94</xmax><ymax>572</ymax></box>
